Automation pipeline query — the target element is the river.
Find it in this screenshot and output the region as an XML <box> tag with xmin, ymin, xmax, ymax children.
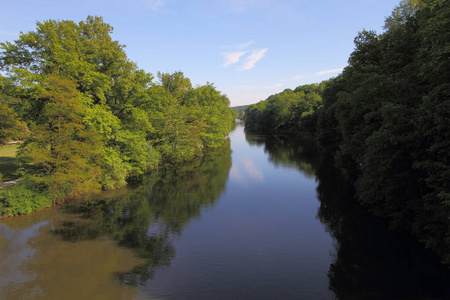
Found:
<box><xmin>1</xmin><ymin>121</ymin><xmax>449</xmax><ymax>300</ymax></box>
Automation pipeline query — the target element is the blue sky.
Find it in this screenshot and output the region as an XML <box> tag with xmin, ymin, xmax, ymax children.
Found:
<box><xmin>1</xmin><ymin>0</ymin><xmax>399</xmax><ymax>106</ymax></box>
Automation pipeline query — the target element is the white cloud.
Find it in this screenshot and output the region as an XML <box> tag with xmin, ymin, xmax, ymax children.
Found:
<box><xmin>145</xmin><ymin>0</ymin><xmax>168</xmax><ymax>10</ymax></box>
<box><xmin>237</xmin><ymin>48</ymin><xmax>268</xmax><ymax>71</ymax></box>
<box><xmin>221</xmin><ymin>51</ymin><xmax>248</xmax><ymax>67</ymax></box>
<box><xmin>290</xmin><ymin>68</ymin><xmax>343</xmax><ymax>81</ymax></box>
<box><xmin>236</xmin><ymin>41</ymin><xmax>254</xmax><ymax>50</ymax></box>
<box><xmin>316</xmin><ymin>68</ymin><xmax>343</xmax><ymax>75</ymax></box>
<box><xmin>221</xmin><ymin>41</ymin><xmax>254</xmax><ymax>51</ymax></box>
<box><xmin>219</xmin><ymin>42</ymin><xmax>267</xmax><ymax>71</ymax></box>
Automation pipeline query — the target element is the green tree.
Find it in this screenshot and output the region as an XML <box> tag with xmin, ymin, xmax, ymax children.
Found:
<box><xmin>185</xmin><ymin>83</ymin><xmax>234</xmax><ymax>148</ymax></box>
<box><xmin>19</xmin><ymin>76</ymin><xmax>103</xmax><ymax>201</ymax></box>
<box><xmin>148</xmin><ymin>73</ymin><xmax>233</xmax><ymax>163</ymax></box>
<box><xmin>0</xmin><ymin>103</ymin><xmax>29</xmax><ymax>143</ymax></box>
<box><xmin>315</xmin><ymin>0</ymin><xmax>450</xmax><ymax>263</ymax></box>
<box><xmin>384</xmin><ymin>0</ymin><xmax>425</xmax><ymax>30</ymax></box>
<box><xmin>245</xmin><ymin>83</ymin><xmax>324</xmax><ymax>136</ymax></box>
<box><xmin>0</xmin><ymin>17</ymin><xmax>235</xmax><ymax>216</ymax></box>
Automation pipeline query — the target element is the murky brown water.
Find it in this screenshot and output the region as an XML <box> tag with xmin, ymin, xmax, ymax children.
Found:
<box><xmin>0</xmin><ymin>208</ymin><xmax>146</xmax><ymax>300</ymax></box>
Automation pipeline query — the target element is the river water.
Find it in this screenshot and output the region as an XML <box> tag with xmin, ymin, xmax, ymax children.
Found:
<box><xmin>1</xmin><ymin>121</ymin><xmax>449</xmax><ymax>300</ymax></box>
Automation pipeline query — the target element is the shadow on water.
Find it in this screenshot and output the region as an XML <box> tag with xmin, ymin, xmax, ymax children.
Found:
<box><xmin>53</xmin><ymin>143</ymin><xmax>232</xmax><ymax>286</ymax></box>
<box><xmin>253</xmin><ymin>134</ymin><xmax>450</xmax><ymax>300</ymax></box>
<box><xmin>317</xmin><ymin>161</ymin><xmax>450</xmax><ymax>300</ymax></box>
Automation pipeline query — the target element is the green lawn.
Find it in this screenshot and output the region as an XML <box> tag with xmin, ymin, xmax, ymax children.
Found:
<box><xmin>0</xmin><ymin>144</ymin><xmax>19</xmax><ymax>182</ymax></box>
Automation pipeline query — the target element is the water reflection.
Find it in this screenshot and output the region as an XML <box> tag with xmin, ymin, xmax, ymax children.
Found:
<box><xmin>0</xmin><ymin>210</ymin><xmax>144</xmax><ymax>300</ymax></box>
<box><xmin>54</xmin><ymin>144</ymin><xmax>232</xmax><ymax>286</ymax></box>
<box><xmin>2</xmin><ymin>124</ymin><xmax>449</xmax><ymax>300</ymax></box>
<box><xmin>253</xmin><ymin>133</ymin><xmax>450</xmax><ymax>300</ymax></box>
<box><xmin>0</xmin><ymin>143</ymin><xmax>231</xmax><ymax>299</ymax></box>
<box><xmin>245</xmin><ymin>133</ymin><xmax>318</xmax><ymax>178</ymax></box>
<box><xmin>316</xmin><ymin>161</ymin><xmax>450</xmax><ymax>300</ymax></box>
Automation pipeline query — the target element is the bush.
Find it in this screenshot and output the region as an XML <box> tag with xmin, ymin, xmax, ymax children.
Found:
<box><xmin>0</xmin><ymin>180</ymin><xmax>51</xmax><ymax>217</ymax></box>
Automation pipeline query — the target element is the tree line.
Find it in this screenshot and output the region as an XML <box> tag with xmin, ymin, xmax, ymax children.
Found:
<box><xmin>0</xmin><ymin>16</ymin><xmax>235</xmax><ymax>216</ymax></box>
<box><xmin>245</xmin><ymin>82</ymin><xmax>326</xmax><ymax>136</ymax></box>
<box><xmin>231</xmin><ymin>105</ymin><xmax>250</xmax><ymax>120</ymax></box>
<box><xmin>245</xmin><ymin>0</ymin><xmax>450</xmax><ymax>264</ymax></box>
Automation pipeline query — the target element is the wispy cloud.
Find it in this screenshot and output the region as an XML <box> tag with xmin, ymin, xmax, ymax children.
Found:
<box><xmin>144</xmin><ymin>0</ymin><xmax>169</xmax><ymax>10</ymax></box>
<box><xmin>292</xmin><ymin>68</ymin><xmax>343</xmax><ymax>81</ymax></box>
<box><xmin>220</xmin><ymin>41</ymin><xmax>268</xmax><ymax>70</ymax></box>
<box><xmin>236</xmin><ymin>41</ymin><xmax>254</xmax><ymax>50</ymax></box>
<box><xmin>237</xmin><ymin>48</ymin><xmax>268</xmax><ymax>71</ymax></box>
<box><xmin>221</xmin><ymin>41</ymin><xmax>254</xmax><ymax>51</ymax></box>
<box><xmin>316</xmin><ymin>68</ymin><xmax>343</xmax><ymax>75</ymax></box>
<box><xmin>221</xmin><ymin>51</ymin><xmax>248</xmax><ymax>67</ymax></box>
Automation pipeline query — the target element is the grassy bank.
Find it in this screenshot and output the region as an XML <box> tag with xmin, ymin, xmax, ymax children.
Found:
<box><xmin>0</xmin><ymin>144</ymin><xmax>19</xmax><ymax>182</ymax></box>
<box><xmin>0</xmin><ymin>144</ymin><xmax>50</xmax><ymax>218</ymax></box>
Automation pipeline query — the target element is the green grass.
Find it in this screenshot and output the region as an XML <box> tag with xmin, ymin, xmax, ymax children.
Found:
<box><xmin>0</xmin><ymin>144</ymin><xmax>19</xmax><ymax>182</ymax></box>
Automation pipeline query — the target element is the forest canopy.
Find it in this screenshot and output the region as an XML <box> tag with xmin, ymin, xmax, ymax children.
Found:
<box><xmin>0</xmin><ymin>16</ymin><xmax>235</xmax><ymax>214</ymax></box>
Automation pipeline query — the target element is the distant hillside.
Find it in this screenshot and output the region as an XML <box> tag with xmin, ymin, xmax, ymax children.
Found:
<box><xmin>231</xmin><ymin>105</ymin><xmax>250</xmax><ymax>113</ymax></box>
<box><xmin>231</xmin><ymin>105</ymin><xmax>251</xmax><ymax>120</ymax></box>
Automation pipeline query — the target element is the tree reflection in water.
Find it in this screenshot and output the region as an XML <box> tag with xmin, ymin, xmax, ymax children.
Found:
<box><xmin>248</xmin><ymin>134</ymin><xmax>450</xmax><ymax>300</ymax></box>
<box><xmin>316</xmin><ymin>159</ymin><xmax>450</xmax><ymax>300</ymax></box>
<box><xmin>50</xmin><ymin>130</ymin><xmax>450</xmax><ymax>299</ymax></box>
<box><xmin>53</xmin><ymin>143</ymin><xmax>231</xmax><ymax>286</ymax></box>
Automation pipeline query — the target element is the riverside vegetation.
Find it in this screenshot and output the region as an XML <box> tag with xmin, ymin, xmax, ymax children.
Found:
<box><xmin>245</xmin><ymin>0</ymin><xmax>450</xmax><ymax>264</ymax></box>
<box><xmin>0</xmin><ymin>16</ymin><xmax>235</xmax><ymax>217</ymax></box>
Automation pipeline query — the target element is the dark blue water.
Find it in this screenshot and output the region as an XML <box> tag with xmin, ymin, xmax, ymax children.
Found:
<box><xmin>1</xmin><ymin>121</ymin><xmax>449</xmax><ymax>300</ymax></box>
<box><xmin>138</xmin><ymin>122</ymin><xmax>334</xmax><ymax>300</ymax></box>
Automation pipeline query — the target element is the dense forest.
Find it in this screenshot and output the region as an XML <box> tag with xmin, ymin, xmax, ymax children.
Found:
<box><xmin>245</xmin><ymin>82</ymin><xmax>326</xmax><ymax>136</ymax></box>
<box><xmin>0</xmin><ymin>16</ymin><xmax>235</xmax><ymax>216</ymax></box>
<box><xmin>231</xmin><ymin>105</ymin><xmax>250</xmax><ymax>120</ymax></box>
<box><xmin>245</xmin><ymin>0</ymin><xmax>450</xmax><ymax>264</ymax></box>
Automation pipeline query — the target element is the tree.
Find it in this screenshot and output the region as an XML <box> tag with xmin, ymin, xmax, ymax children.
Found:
<box><xmin>0</xmin><ymin>103</ymin><xmax>29</xmax><ymax>143</ymax></box>
<box><xmin>147</xmin><ymin>73</ymin><xmax>233</xmax><ymax>163</ymax></box>
<box><xmin>315</xmin><ymin>0</ymin><xmax>450</xmax><ymax>263</ymax></box>
<box><xmin>245</xmin><ymin>83</ymin><xmax>324</xmax><ymax>136</ymax></box>
<box><xmin>0</xmin><ymin>16</ymin><xmax>158</xmax><ymax>191</ymax></box>
<box><xmin>19</xmin><ymin>76</ymin><xmax>103</xmax><ymax>201</ymax></box>
<box><xmin>384</xmin><ymin>0</ymin><xmax>424</xmax><ymax>30</ymax></box>
<box><xmin>185</xmin><ymin>83</ymin><xmax>234</xmax><ymax>148</ymax></box>
<box><xmin>0</xmin><ymin>17</ymin><xmax>235</xmax><ymax>214</ymax></box>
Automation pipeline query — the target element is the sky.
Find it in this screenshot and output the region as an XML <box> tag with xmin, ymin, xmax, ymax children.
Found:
<box><xmin>0</xmin><ymin>0</ymin><xmax>400</xmax><ymax>106</ymax></box>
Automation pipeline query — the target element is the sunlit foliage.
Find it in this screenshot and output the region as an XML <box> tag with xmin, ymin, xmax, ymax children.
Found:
<box><xmin>0</xmin><ymin>16</ymin><xmax>234</xmax><ymax>214</ymax></box>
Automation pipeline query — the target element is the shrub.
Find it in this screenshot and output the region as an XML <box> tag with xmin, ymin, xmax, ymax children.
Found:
<box><xmin>0</xmin><ymin>180</ymin><xmax>51</xmax><ymax>217</ymax></box>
